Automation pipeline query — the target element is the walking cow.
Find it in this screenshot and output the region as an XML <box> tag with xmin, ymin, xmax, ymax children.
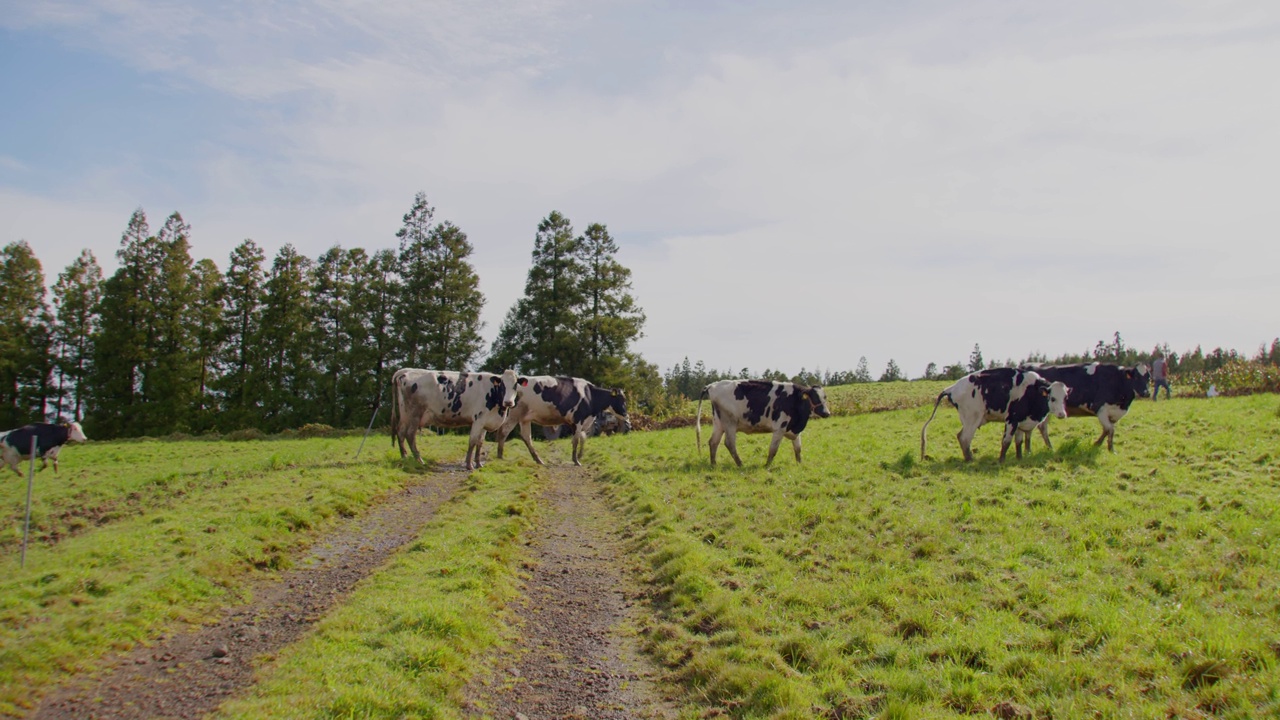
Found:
<box><xmin>1018</xmin><ymin>362</ymin><xmax>1150</xmax><ymax>453</ymax></box>
<box><xmin>920</xmin><ymin>368</ymin><xmax>1069</xmax><ymax>462</ymax></box>
<box><xmin>496</xmin><ymin>376</ymin><xmax>629</xmax><ymax>466</ymax></box>
<box><xmin>696</xmin><ymin>380</ymin><xmax>832</xmax><ymax>467</ymax></box>
<box><xmin>389</xmin><ymin>368</ymin><xmax>526</xmax><ymax>470</ymax></box>
<box><xmin>0</xmin><ymin>422</ymin><xmax>89</xmax><ymax>476</ymax></box>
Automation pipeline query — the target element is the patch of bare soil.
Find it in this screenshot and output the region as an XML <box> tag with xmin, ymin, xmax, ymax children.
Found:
<box><xmin>468</xmin><ymin>460</ymin><xmax>678</xmax><ymax>720</ymax></box>
<box><xmin>30</xmin><ymin>467</ymin><xmax>467</xmax><ymax>720</ymax></box>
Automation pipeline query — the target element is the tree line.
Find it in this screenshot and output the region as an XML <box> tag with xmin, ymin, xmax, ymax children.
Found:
<box><xmin>662</xmin><ymin>332</ymin><xmax>1280</xmax><ymax>400</ymax></box>
<box><xmin>0</xmin><ymin>195</ymin><xmax>648</xmax><ymax>438</ymax></box>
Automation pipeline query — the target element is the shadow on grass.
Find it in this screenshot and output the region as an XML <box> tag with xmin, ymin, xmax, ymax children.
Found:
<box><xmin>920</xmin><ymin>437</ymin><xmax>1103</xmax><ymax>474</ymax></box>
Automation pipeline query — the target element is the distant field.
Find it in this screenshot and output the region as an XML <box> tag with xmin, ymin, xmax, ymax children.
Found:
<box><xmin>593</xmin><ymin>394</ymin><xmax>1280</xmax><ymax>718</ymax></box>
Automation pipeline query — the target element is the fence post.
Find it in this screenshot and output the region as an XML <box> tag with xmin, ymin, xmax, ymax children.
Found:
<box><xmin>21</xmin><ymin>435</ymin><xmax>36</xmax><ymax>569</ymax></box>
<box><xmin>354</xmin><ymin>402</ymin><xmax>381</xmax><ymax>460</ymax></box>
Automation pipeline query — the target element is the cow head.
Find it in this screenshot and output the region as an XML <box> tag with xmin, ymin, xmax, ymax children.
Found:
<box><xmin>607</xmin><ymin>389</ymin><xmax>629</xmax><ymax>421</ymax></box>
<box><xmin>65</xmin><ymin>421</ymin><xmax>88</xmax><ymax>443</ymax></box>
<box><xmin>492</xmin><ymin>369</ymin><xmax>523</xmax><ymax>410</ymax></box>
<box><xmin>1046</xmin><ymin>381</ymin><xmax>1070</xmax><ymax>419</ymax></box>
<box><xmin>1129</xmin><ymin>363</ymin><xmax>1151</xmax><ymax>398</ymax></box>
<box><xmin>808</xmin><ymin>386</ymin><xmax>832</xmax><ymax>418</ymax></box>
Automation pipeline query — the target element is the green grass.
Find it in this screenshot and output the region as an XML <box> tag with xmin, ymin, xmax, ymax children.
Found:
<box><xmin>216</xmin><ymin>458</ymin><xmax>541</xmax><ymax>719</ymax></box>
<box><xmin>593</xmin><ymin>394</ymin><xmax>1280</xmax><ymax>718</ymax></box>
<box><xmin>0</xmin><ymin>435</ymin><xmax>455</xmax><ymax>716</ymax></box>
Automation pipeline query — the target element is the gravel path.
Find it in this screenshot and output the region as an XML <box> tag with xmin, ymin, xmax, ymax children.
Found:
<box><xmin>30</xmin><ymin>468</ymin><xmax>467</xmax><ymax>720</ymax></box>
<box><xmin>469</xmin><ymin>459</ymin><xmax>678</xmax><ymax>720</ymax></box>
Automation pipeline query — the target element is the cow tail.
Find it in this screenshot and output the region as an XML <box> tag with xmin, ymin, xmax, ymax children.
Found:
<box><xmin>920</xmin><ymin>391</ymin><xmax>949</xmax><ymax>461</ymax></box>
<box><xmin>695</xmin><ymin>387</ymin><xmax>709</xmax><ymax>454</ymax></box>
<box><xmin>389</xmin><ymin>375</ymin><xmax>400</xmax><ymax>447</ymax></box>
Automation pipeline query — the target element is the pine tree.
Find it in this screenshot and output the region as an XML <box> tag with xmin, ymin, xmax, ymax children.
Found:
<box><xmin>352</xmin><ymin>249</ymin><xmax>402</xmax><ymax>422</ymax></box>
<box><xmin>879</xmin><ymin>359</ymin><xmax>903</xmax><ymax>382</ymax></box>
<box><xmin>0</xmin><ymin>241</ymin><xmax>52</xmax><ymax>426</ymax></box>
<box><xmin>50</xmin><ymin>250</ymin><xmax>103</xmax><ymax>421</ymax></box>
<box><xmin>489</xmin><ymin>211</ymin><xmax>583</xmax><ymax>375</ymax></box>
<box><xmin>968</xmin><ymin>343</ymin><xmax>985</xmax><ymax>372</ymax></box>
<box><xmin>144</xmin><ymin>212</ymin><xmax>200</xmax><ymax>432</ymax></box>
<box><xmin>188</xmin><ymin>258</ymin><xmax>225</xmax><ymax>433</ymax></box>
<box><xmin>258</xmin><ymin>244</ymin><xmax>314</xmax><ymax>431</ymax></box>
<box><xmin>218</xmin><ymin>239</ymin><xmax>267</xmax><ymax>430</ymax></box>
<box><xmin>393</xmin><ymin>192</ymin><xmax>437</xmax><ymax>369</ymax></box>
<box><xmin>854</xmin><ymin>356</ymin><xmax>872</xmax><ymax>383</ymax></box>
<box><xmin>88</xmin><ymin>209</ymin><xmax>156</xmax><ymax>437</ymax></box>
<box><xmin>576</xmin><ymin>222</ymin><xmax>645</xmax><ymax>384</ymax></box>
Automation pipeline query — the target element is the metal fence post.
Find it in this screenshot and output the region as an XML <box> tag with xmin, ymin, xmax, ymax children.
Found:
<box><xmin>21</xmin><ymin>435</ymin><xmax>36</xmax><ymax>569</ymax></box>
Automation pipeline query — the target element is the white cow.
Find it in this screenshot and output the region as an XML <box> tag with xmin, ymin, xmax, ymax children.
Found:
<box><xmin>389</xmin><ymin>368</ymin><xmax>525</xmax><ymax>470</ymax></box>
<box><xmin>696</xmin><ymin>380</ymin><xmax>831</xmax><ymax>467</ymax></box>
<box><xmin>921</xmin><ymin>368</ymin><xmax>1069</xmax><ymax>462</ymax></box>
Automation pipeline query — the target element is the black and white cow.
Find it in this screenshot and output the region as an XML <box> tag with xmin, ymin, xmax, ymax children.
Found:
<box><xmin>389</xmin><ymin>368</ymin><xmax>526</xmax><ymax>470</ymax></box>
<box><xmin>1018</xmin><ymin>362</ymin><xmax>1150</xmax><ymax>452</ymax></box>
<box><xmin>495</xmin><ymin>376</ymin><xmax>629</xmax><ymax>466</ymax></box>
<box><xmin>0</xmin><ymin>422</ymin><xmax>89</xmax><ymax>476</ymax></box>
<box><xmin>696</xmin><ymin>380</ymin><xmax>832</xmax><ymax>467</ymax></box>
<box><xmin>920</xmin><ymin>368</ymin><xmax>1069</xmax><ymax>462</ymax></box>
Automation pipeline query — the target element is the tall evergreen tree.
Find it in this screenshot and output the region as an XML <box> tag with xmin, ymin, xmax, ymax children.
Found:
<box><xmin>576</xmin><ymin>223</ymin><xmax>645</xmax><ymax>384</ymax></box>
<box><xmin>352</xmin><ymin>249</ymin><xmax>402</xmax><ymax>421</ymax></box>
<box><xmin>144</xmin><ymin>212</ymin><xmax>200</xmax><ymax>432</ymax></box>
<box><xmin>312</xmin><ymin>245</ymin><xmax>363</xmax><ymax>427</ymax></box>
<box><xmin>854</xmin><ymin>356</ymin><xmax>872</xmax><ymax>383</ymax></box>
<box><xmin>218</xmin><ymin>239</ymin><xmax>267</xmax><ymax>430</ymax></box>
<box><xmin>399</xmin><ymin>219</ymin><xmax>485</xmax><ymax>370</ymax></box>
<box><xmin>258</xmin><ymin>244</ymin><xmax>314</xmax><ymax>431</ymax></box>
<box><xmin>393</xmin><ymin>192</ymin><xmax>437</xmax><ymax>369</ymax></box>
<box><xmin>50</xmin><ymin>250</ymin><xmax>103</xmax><ymax>421</ymax></box>
<box><xmin>188</xmin><ymin>258</ymin><xmax>225</xmax><ymax>433</ymax></box>
<box><xmin>489</xmin><ymin>211</ymin><xmax>583</xmax><ymax>375</ymax></box>
<box><xmin>0</xmin><ymin>241</ymin><xmax>52</xmax><ymax>426</ymax></box>
<box><xmin>968</xmin><ymin>343</ymin><xmax>985</xmax><ymax>372</ymax></box>
<box><xmin>88</xmin><ymin>209</ymin><xmax>155</xmax><ymax>437</ymax></box>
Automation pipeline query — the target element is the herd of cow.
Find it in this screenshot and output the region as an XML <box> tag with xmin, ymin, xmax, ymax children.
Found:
<box><xmin>386</xmin><ymin>361</ymin><xmax>1153</xmax><ymax>470</ymax></box>
<box><xmin>0</xmin><ymin>362</ymin><xmax>1152</xmax><ymax>476</ymax></box>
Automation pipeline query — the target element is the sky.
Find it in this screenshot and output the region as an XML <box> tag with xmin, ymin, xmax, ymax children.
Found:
<box><xmin>2</xmin><ymin>1</ymin><xmax>1278</xmax><ymax>378</ymax></box>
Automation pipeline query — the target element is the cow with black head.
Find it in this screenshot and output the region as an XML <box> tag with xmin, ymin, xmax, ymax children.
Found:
<box><xmin>696</xmin><ymin>380</ymin><xmax>831</xmax><ymax>467</ymax></box>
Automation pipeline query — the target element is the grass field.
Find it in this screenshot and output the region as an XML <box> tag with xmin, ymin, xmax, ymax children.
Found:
<box><xmin>0</xmin><ymin>435</ymin><xmax>541</xmax><ymax>718</ymax></box>
<box><xmin>3</xmin><ymin>394</ymin><xmax>1278</xmax><ymax>719</ymax></box>
<box><xmin>594</xmin><ymin>394</ymin><xmax>1280</xmax><ymax>718</ymax></box>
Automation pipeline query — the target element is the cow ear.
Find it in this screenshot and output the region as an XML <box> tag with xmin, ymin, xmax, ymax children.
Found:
<box><xmin>1126</xmin><ymin>369</ymin><xmax>1134</xmax><ymax>379</ymax></box>
<box><xmin>436</xmin><ymin>375</ymin><xmax>448</xmax><ymax>384</ymax></box>
<box><xmin>491</xmin><ymin>376</ymin><xmax>501</xmax><ymax>386</ymax></box>
<box><xmin>519</xmin><ymin>377</ymin><xmax>529</xmax><ymax>386</ymax></box>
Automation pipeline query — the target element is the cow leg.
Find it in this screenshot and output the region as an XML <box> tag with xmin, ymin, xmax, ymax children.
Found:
<box><xmin>407</xmin><ymin>427</ymin><xmax>425</xmax><ymax>465</ymax></box>
<box><xmin>1094</xmin><ymin>412</ymin><xmax>1116</xmax><ymax>451</ymax></box>
<box><xmin>723</xmin><ymin>427</ymin><xmax>745</xmax><ymax>468</ymax></box>
<box><xmin>518</xmin><ymin>422</ymin><xmax>544</xmax><ymax>465</ymax></box>
<box><xmin>708</xmin><ymin>422</ymin><xmax>725</xmax><ymax>467</ymax></box>
<box><xmin>495</xmin><ymin>419</ymin><xmax>514</xmax><ymax>459</ymax></box>
<box><xmin>957</xmin><ymin>426</ymin><xmax>977</xmax><ymax>462</ymax></box>
<box><xmin>765</xmin><ymin>430</ymin><xmax>786</xmax><ymax>466</ymax></box>
<box><xmin>1038</xmin><ymin>420</ymin><xmax>1053</xmax><ymax>450</ymax></box>
<box><xmin>791</xmin><ymin>433</ymin><xmax>803</xmax><ymax>464</ymax></box>
<box><xmin>999</xmin><ymin>425</ymin><xmax>1014</xmax><ymax>462</ymax></box>
<box><xmin>571</xmin><ymin>425</ymin><xmax>587</xmax><ymax>466</ymax></box>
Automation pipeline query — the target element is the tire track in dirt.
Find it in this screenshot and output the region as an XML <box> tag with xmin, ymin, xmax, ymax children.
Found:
<box><xmin>30</xmin><ymin>467</ymin><xmax>468</xmax><ymax>720</ymax></box>
<box><xmin>469</xmin><ymin>458</ymin><xmax>677</xmax><ymax>720</ymax></box>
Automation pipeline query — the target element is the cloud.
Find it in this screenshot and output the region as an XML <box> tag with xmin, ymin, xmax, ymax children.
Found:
<box><xmin>4</xmin><ymin>1</ymin><xmax>1279</xmax><ymax>375</ymax></box>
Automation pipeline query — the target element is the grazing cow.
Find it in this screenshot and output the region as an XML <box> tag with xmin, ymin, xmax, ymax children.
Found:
<box><xmin>389</xmin><ymin>368</ymin><xmax>526</xmax><ymax>470</ymax></box>
<box><xmin>1018</xmin><ymin>362</ymin><xmax>1150</xmax><ymax>452</ymax></box>
<box><xmin>0</xmin><ymin>422</ymin><xmax>89</xmax><ymax>476</ymax></box>
<box><xmin>920</xmin><ymin>368</ymin><xmax>1069</xmax><ymax>462</ymax></box>
<box><xmin>496</xmin><ymin>376</ymin><xmax>629</xmax><ymax>466</ymax></box>
<box><xmin>696</xmin><ymin>380</ymin><xmax>832</xmax><ymax>467</ymax></box>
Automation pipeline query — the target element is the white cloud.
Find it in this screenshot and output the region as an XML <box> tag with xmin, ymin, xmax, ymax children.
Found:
<box><xmin>4</xmin><ymin>1</ymin><xmax>1279</xmax><ymax>375</ymax></box>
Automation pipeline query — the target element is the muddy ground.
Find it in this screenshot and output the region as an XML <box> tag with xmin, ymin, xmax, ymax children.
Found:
<box><xmin>466</xmin><ymin>460</ymin><xmax>678</xmax><ymax>720</ymax></box>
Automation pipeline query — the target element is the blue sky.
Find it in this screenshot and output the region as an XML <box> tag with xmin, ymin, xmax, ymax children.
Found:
<box><xmin>3</xmin><ymin>1</ymin><xmax>1278</xmax><ymax>377</ymax></box>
